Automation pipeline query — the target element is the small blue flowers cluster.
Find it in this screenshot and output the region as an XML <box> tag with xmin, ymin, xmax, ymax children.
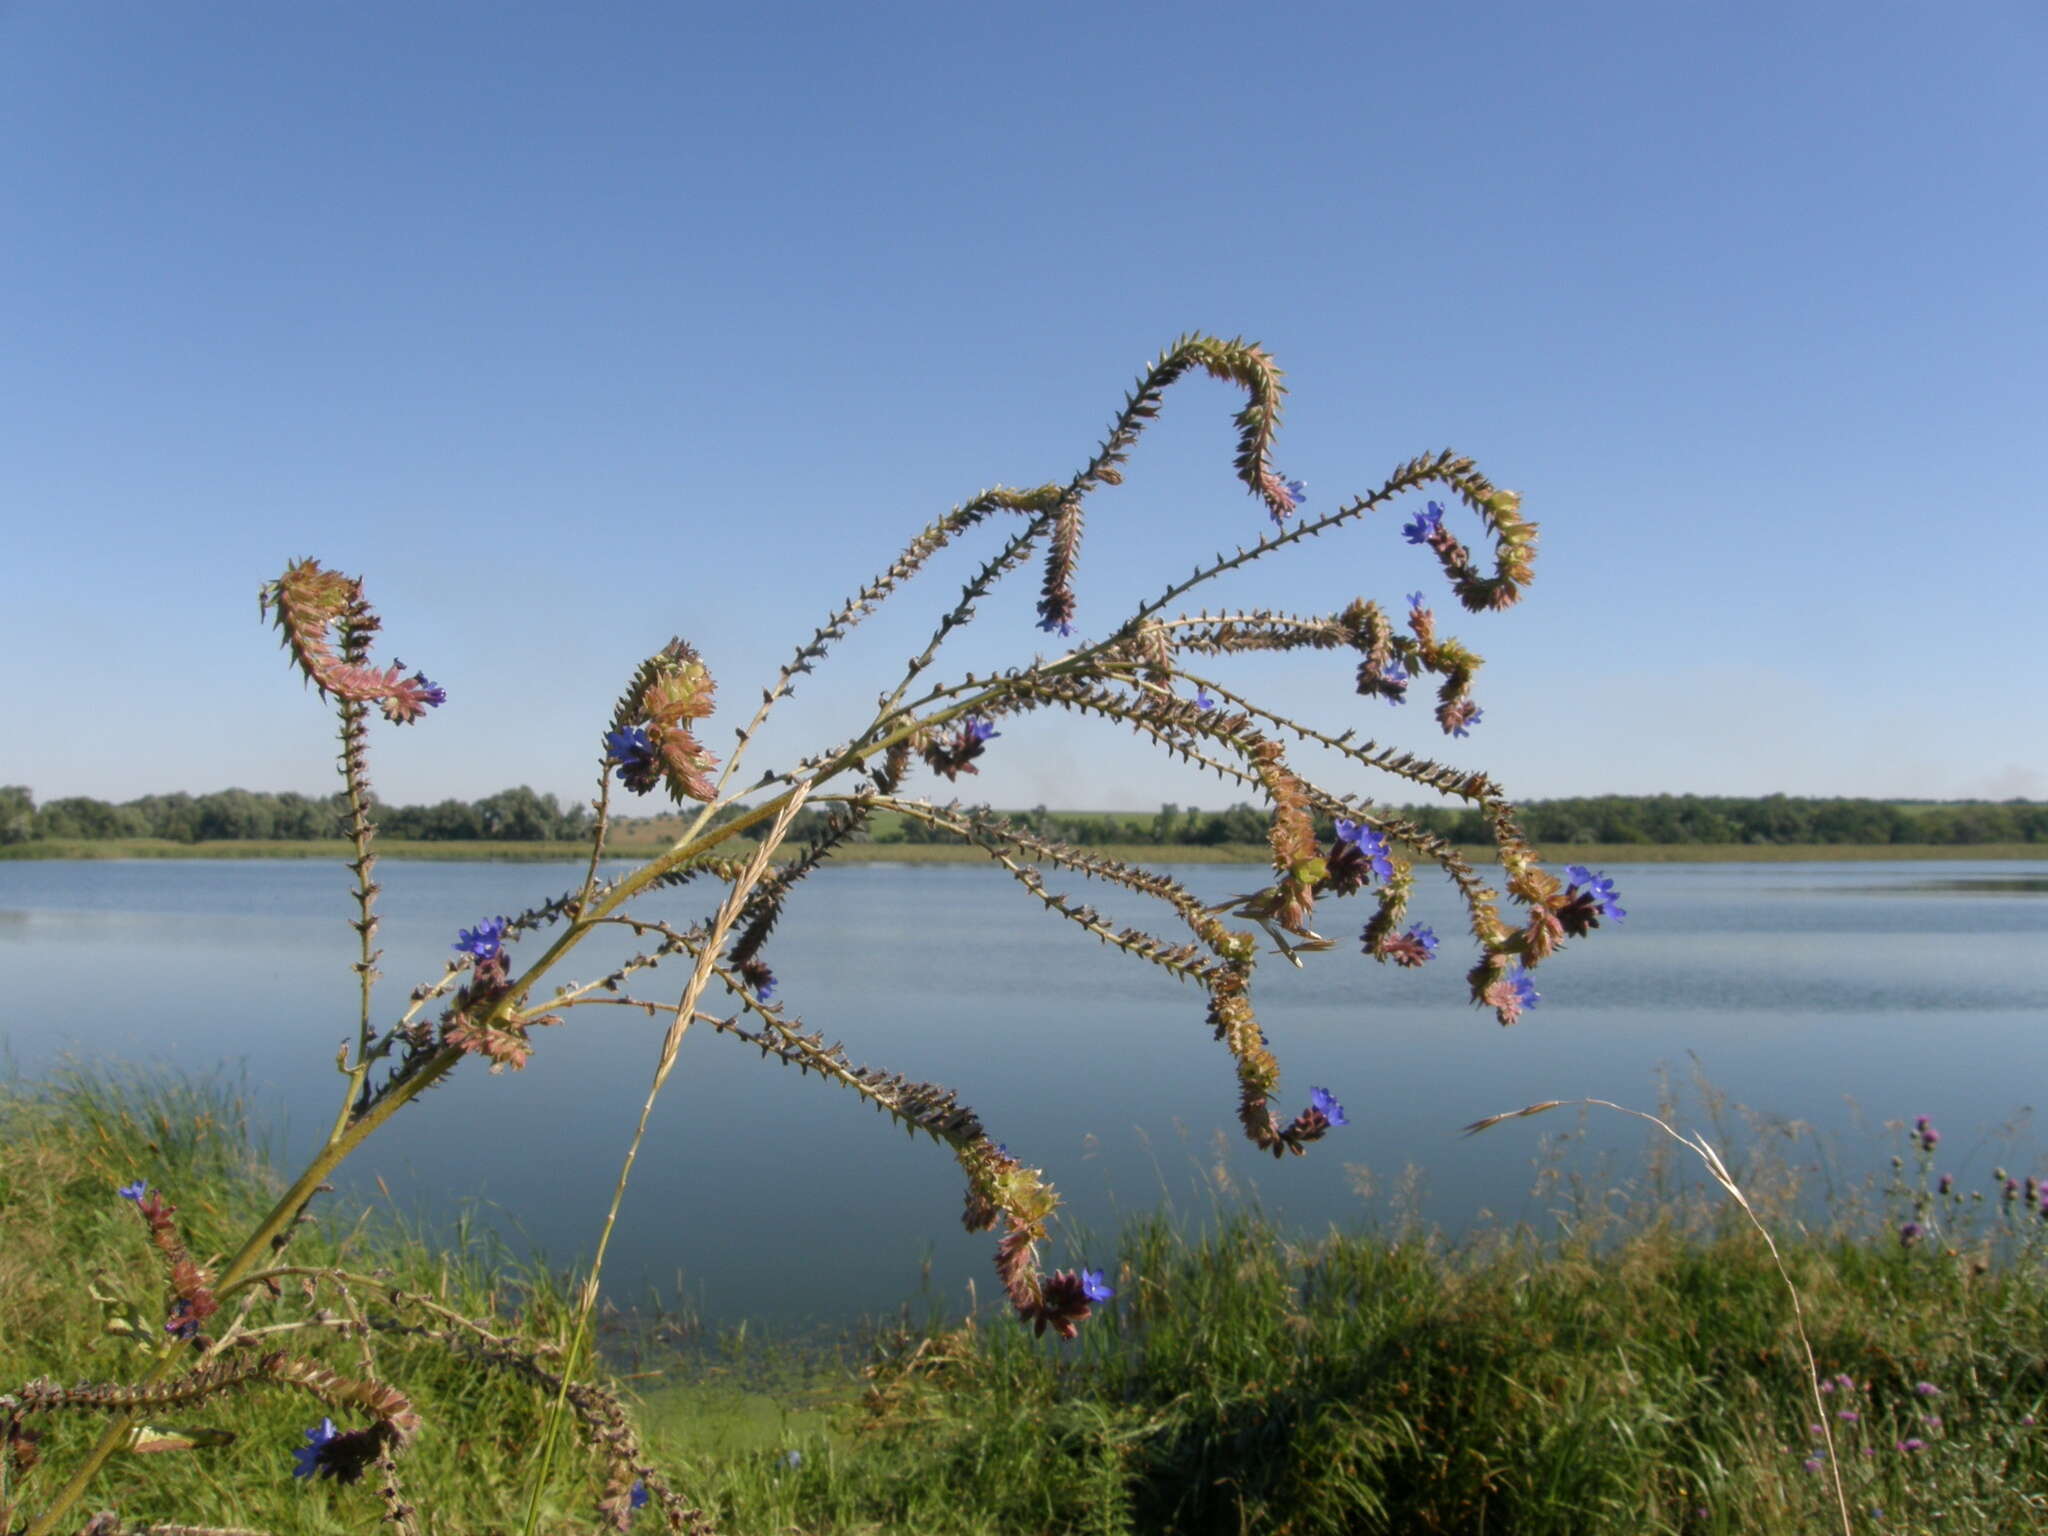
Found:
<box><xmin>453</xmin><ymin>917</ymin><xmax>507</xmax><ymax>962</ymax></box>
<box><xmin>606</xmin><ymin>726</ymin><xmax>658</xmax><ymax>794</ymax></box>
<box><xmin>1309</xmin><ymin>1086</ymin><xmax>1348</xmax><ymax>1127</ymax></box>
<box><xmin>116</xmin><ymin>1179</ymin><xmax>148</xmax><ymax>1202</ymax></box>
<box><xmin>1565</xmin><ymin>865</ymin><xmax>1626</xmax><ymax>923</ymax></box>
<box><xmin>411</xmin><ymin>672</ymin><xmax>447</xmax><ymax>710</ymax></box>
<box><xmin>1505</xmin><ymin>965</ymin><xmax>1540</xmax><ymax>1012</ymax></box>
<box><xmin>1333</xmin><ymin>819</ymin><xmax>1394</xmax><ymax>881</ymax></box>
<box><xmin>1402</xmin><ymin>502</ymin><xmax>1445</xmax><ymax>544</ymax></box>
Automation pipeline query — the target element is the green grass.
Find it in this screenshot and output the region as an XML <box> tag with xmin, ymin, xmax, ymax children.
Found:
<box><xmin>7</xmin><ymin>1075</ymin><xmax>2048</xmax><ymax>1532</ymax></box>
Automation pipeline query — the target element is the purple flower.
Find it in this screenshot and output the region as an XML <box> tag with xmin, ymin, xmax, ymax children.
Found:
<box><xmin>1897</xmin><ymin>1437</ymin><xmax>1926</xmax><ymax>1453</ymax></box>
<box><xmin>606</xmin><ymin>726</ymin><xmax>659</xmax><ymax>793</ymax></box>
<box><xmin>1309</xmin><ymin>1086</ymin><xmax>1348</xmax><ymax>1127</ymax></box>
<box><xmin>117</xmin><ymin>1179</ymin><xmax>148</xmax><ymax>1202</ymax></box>
<box><xmin>783</xmin><ymin>1449</ymin><xmax>803</xmax><ymax>1468</ymax></box>
<box><xmin>1080</xmin><ymin>1267</ymin><xmax>1115</xmax><ymax>1303</ymax></box>
<box><xmin>1507</xmin><ymin>965</ymin><xmax>1541</xmax><ymax>1012</ymax></box>
<box><xmin>292</xmin><ymin>1417</ymin><xmax>338</xmax><ymax>1480</ymax></box>
<box><xmin>1899</xmin><ymin>1220</ymin><xmax>1923</xmax><ymax>1247</ymax></box>
<box><xmin>965</xmin><ymin>718</ymin><xmax>1001</xmax><ymax>743</ymax></box>
<box><xmin>1193</xmin><ymin>689</ymin><xmax>1216</xmax><ymax>710</ymax></box>
<box><xmin>411</xmin><ymin>672</ymin><xmax>447</xmax><ymax>709</ymax></box>
<box><xmin>1938</xmin><ymin>1173</ymin><xmax>1954</xmax><ymax>1195</ymax></box>
<box><xmin>1383</xmin><ymin>655</ymin><xmax>1410</xmax><ymax>685</ymax></box>
<box><xmin>454</xmin><ymin>917</ymin><xmax>508</xmax><ymax>962</ymax></box>
<box><xmin>1564</xmin><ymin>865</ymin><xmax>1627</xmax><ymax>923</ymax></box>
<box><xmin>630</xmin><ymin>1479</ymin><xmax>649</xmax><ymax>1509</ymax></box>
<box><xmin>1803</xmin><ymin>1455</ymin><xmax>1825</xmax><ymax>1473</ymax></box>
<box><xmin>1402</xmin><ymin>502</ymin><xmax>1445</xmax><ymax>544</ymax></box>
<box><xmin>1333</xmin><ymin>819</ymin><xmax>1395</xmax><ymax>881</ymax></box>
<box><xmin>1406</xmin><ymin>925</ymin><xmax>1440</xmax><ymax>957</ymax></box>
<box><xmin>1914</xmin><ymin>1382</ymin><xmax>1941</xmax><ymax>1397</ymax></box>
<box><xmin>1406</xmin><ymin>590</ymin><xmax>1427</xmax><ymax>611</ymax></box>
<box><xmin>1837</xmin><ymin>1410</ymin><xmax>1860</xmax><ymax>1422</ymax></box>
<box><xmin>1038</xmin><ymin>615</ymin><xmax>1075</xmax><ymax>638</ymax></box>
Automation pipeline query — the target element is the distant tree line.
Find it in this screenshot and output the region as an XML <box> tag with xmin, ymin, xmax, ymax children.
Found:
<box><xmin>847</xmin><ymin>795</ymin><xmax>2048</xmax><ymax>848</ymax></box>
<box><xmin>0</xmin><ymin>785</ymin><xmax>590</xmax><ymax>844</ymax></box>
<box><xmin>3</xmin><ymin>787</ymin><xmax>2042</xmax><ymax>849</ymax></box>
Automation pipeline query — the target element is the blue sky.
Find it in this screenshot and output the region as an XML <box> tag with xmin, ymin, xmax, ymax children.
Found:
<box><xmin>4</xmin><ymin>1</ymin><xmax>2043</xmax><ymax>813</ymax></box>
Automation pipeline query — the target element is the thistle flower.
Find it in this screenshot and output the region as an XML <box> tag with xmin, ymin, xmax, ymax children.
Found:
<box><xmin>1914</xmin><ymin>1115</ymin><xmax>1940</xmax><ymax>1152</ymax></box>
<box><xmin>1899</xmin><ymin>1220</ymin><xmax>1923</xmax><ymax>1247</ymax></box>
<box><xmin>606</xmin><ymin>726</ymin><xmax>659</xmax><ymax>794</ymax></box>
<box><xmin>1897</xmin><ymin>1437</ymin><xmax>1926</xmax><ymax>1453</ymax></box>
<box><xmin>1080</xmin><ymin>1267</ymin><xmax>1115</xmax><ymax>1303</ymax></box>
<box><xmin>453</xmin><ymin>917</ymin><xmax>507</xmax><ymax>962</ymax></box>
<box><xmin>1402</xmin><ymin>502</ymin><xmax>1445</xmax><ymax>544</ymax></box>
<box><xmin>116</xmin><ymin>1179</ymin><xmax>148</xmax><ymax>1202</ymax></box>
<box><xmin>1308</xmin><ymin>1085</ymin><xmax>1348</xmax><ymax>1127</ymax></box>
<box><xmin>1938</xmin><ymin>1173</ymin><xmax>1954</xmax><ymax>1195</ymax></box>
<box><xmin>292</xmin><ymin>1417</ymin><xmax>339</xmax><ymax>1480</ymax></box>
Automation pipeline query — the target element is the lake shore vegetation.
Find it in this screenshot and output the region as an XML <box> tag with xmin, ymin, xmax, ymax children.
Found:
<box><xmin>7</xmin><ymin>1073</ymin><xmax>2045</xmax><ymax>1534</ymax></box>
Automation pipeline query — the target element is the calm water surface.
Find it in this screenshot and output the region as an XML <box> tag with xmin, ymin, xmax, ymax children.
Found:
<box><xmin>3</xmin><ymin>857</ymin><xmax>2043</xmax><ymax>1325</ymax></box>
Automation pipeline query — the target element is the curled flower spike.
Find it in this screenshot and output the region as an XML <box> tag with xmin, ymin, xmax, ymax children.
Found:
<box><xmin>453</xmin><ymin>917</ymin><xmax>507</xmax><ymax>962</ymax></box>
<box><xmin>116</xmin><ymin>1179</ymin><xmax>148</xmax><ymax>1202</ymax></box>
<box><xmin>1402</xmin><ymin>502</ymin><xmax>1445</xmax><ymax>544</ymax></box>
<box><xmin>292</xmin><ymin>1417</ymin><xmax>339</xmax><ymax>1480</ymax></box>
<box><xmin>606</xmin><ymin>726</ymin><xmax>659</xmax><ymax>795</ymax></box>
<box><xmin>1308</xmin><ymin>1086</ymin><xmax>1348</xmax><ymax>1127</ymax></box>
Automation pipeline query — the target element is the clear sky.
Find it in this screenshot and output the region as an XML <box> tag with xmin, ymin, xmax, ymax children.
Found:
<box><xmin>4</xmin><ymin>1</ymin><xmax>2043</xmax><ymax>814</ymax></box>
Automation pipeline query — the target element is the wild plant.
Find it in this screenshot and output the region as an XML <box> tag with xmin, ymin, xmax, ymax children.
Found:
<box><xmin>0</xmin><ymin>334</ymin><xmax>1626</xmax><ymax>1534</ymax></box>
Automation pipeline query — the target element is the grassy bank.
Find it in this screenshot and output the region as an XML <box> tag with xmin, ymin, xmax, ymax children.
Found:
<box><xmin>4</xmin><ymin>836</ymin><xmax>2043</xmax><ymax>864</ymax></box>
<box><xmin>5</xmin><ymin>1077</ymin><xmax>2047</xmax><ymax>1532</ymax></box>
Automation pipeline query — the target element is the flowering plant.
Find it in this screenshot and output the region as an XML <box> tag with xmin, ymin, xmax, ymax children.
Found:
<box><xmin>0</xmin><ymin>335</ymin><xmax>1621</xmax><ymax>1534</ymax></box>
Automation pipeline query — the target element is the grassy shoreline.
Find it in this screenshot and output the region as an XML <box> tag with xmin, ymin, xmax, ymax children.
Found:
<box><xmin>4</xmin><ymin>836</ymin><xmax>2043</xmax><ymax>864</ymax></box>
<box><xmin>7</xmin><ymin>1073</ymin><xmax>2048</xmax><ymax>1531</ymax></box>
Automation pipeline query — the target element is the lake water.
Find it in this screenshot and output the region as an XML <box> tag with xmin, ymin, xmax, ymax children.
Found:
<box><xmin>3</xmin><ymin>856</ymin><xmax>2044</xmax><ymax>1328</ymax></box>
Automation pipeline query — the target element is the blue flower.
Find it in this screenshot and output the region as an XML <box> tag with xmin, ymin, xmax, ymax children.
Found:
<box><xmin>1507</xmin><ymin>965</ymin><xmax>1540</xmax><ymax>1011</ymax></box>
<box><xmin>411</xmin><ymin>672</ymin><xmax>447</xmax><ymax>709</ymax></box>
<box><xmin>1080</xmin><ymin>1267</ymin><xmax>1115</xmax><ymax>1303</ymax></box>
<box><xmin>1450</xmin><ymin>706</ymin><xmax>1483</xmax><ymax>739</ymax></box>
<box><xmin>1406</xmin><ymin>591</ymin><xmax>1428</xmax><ymax>611</ymax></box>
<box><xmin>1309</xmin><ymin>1085</ymin><xmax>1348</xmax><ymax>1127</ymax></box>
<box><xmin>1193</xmin><ymin>689</ymin><xmax>1216</xmax><ymax>710</ymax></box>
<box><xmin>630</xmin><ymin>1479</ymin><xmax>649</xmax><ymax>1509</ymax></box>
<box><xmin>783</xmin><ymin>1448</ymin><xmax>804</xmax><ymax>1468</ymax></box>
<box><xmin>966</xmin><ymin>718</ymin><xmax>1000</xmax><ymax>742</ymax></box>
<box><xmin>1402</xmin><ymin>502</ymin><xmax>1445</xmax><ymax>544</ymax></box>
<box><xmin>292</xmin><ymin>1417</ymin><xmax>338</xmax><ymax>1480</ymax></box>
<box><xmin>1278</xmin><ymin>477</ymin><xmax>1307</xmax><ymax>510</ymax></box>
<box><xmin>1383</xmin><ymin>655</ymin><xmax>1409</xmax><ymax>685</ymax></box>
<box><xmin>606</xmin><ymin>726</ymin><xmax>659</xmax><ymax>793</ymax></box>
<box><xmin>117</xmin><ymin>1179</ymin><xmax>148</xmax><ymax>1202</ymax></box>
<box><xmin>1333</xmin><ymin>820</ymin><xmax>1395</xmax><ymax>881</ymax></box>
<box><xmin>1038</xmin><ymin>615</ymin><xmax>1075</xmax><ymax>638</ymax></box>
<box><xmin>1405</xmin><ymin>925</ymin><xmax>1439</xmax><ymax>957</ymax></box>
<box><xmin>453</xmin><ymin>917</ymin><xmax>508</xmax><ymax>962</ymax></box>
<box><xmin>1564</xmin><ymin>865</ymin><xmax>1625</xmax><ymax>923</ymax></box>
